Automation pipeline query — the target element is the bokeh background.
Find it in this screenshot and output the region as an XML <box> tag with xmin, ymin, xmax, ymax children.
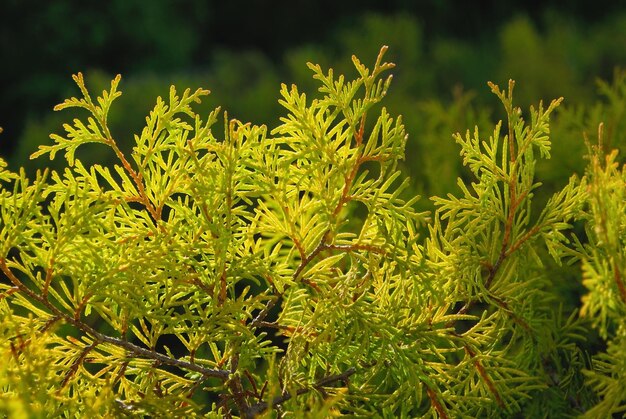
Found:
<box><xmin>1</xmin><ymin>0</ymin><xmax>625</xmax><ymax>208</ymax></box>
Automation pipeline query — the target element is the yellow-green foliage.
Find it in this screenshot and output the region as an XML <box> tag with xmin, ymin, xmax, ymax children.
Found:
<box><xmin>0</xmin><ymin>47</ymin><xmax>624</xmax><ymax>417</ymax></box>
<box><xmin>579</xmin><ymin>130</ymin><xmax>626</xmax><ymax>418</ymax></box>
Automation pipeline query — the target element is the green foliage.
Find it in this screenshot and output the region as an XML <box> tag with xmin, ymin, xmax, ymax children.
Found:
<box><xmin>0</xmin><ymin>47</ymin><xmax>624</xmax><ymax>417</ymax></box>
<box><xmin>423</xmin><ymin>80</ymin><xmax>593</xmax><ymax>417</ymax></box>
<box><xmin>579</xmin><ymin>131</ymin><xmax>626</xmax><ymax>418</ymax></box>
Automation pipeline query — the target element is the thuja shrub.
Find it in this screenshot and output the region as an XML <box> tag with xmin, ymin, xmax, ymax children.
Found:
<box><xmin>0</xmin><ymin>47</ymin><xmax>623</xmax><ymax>417</ymax></box>
<box><xmin>579</xmin><ymin>130</ymin><xmax>626</xmax><ymax>418</ymax></box>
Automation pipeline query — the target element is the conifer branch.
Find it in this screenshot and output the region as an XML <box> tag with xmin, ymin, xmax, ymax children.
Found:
<box><xmin>0</xmin><ymin>258</ymin><xmax>230</xmax><ymax>380</ymax></box>
<box><xmin>60</xmin><ymin>340</ymin><xmax>99</xmax><ymax>389</ymax></box>
<box><xmin>243</xmin><ymin>367</ymin><xmax>357</xmax><ymax>417</ymax></box>
<box><xmin>226</xmin><ymin>354</ymin><xmax>251</xmax><ymax>418</ymax></box>
<box><xmin>250</xmin><ymin>295</ymin><xmax>280</xmax><ymax>328</ymax></box>
<box><xmin>426</xmin><ymin>385</ymin><xmax>448</xmax><ymax>419</ymax></box>
<box><xmin>613</xmin><ymin>261</ymin><xmax>626</xmax><ymax>304</ymax></box>
<box><xmin>505</xmin><ymin>224</ymin><xmax>542</xmax><ymax>257</ymax></box>
<box><xmin>0</xmin><ymin>286</ymin><xmax>19</xmax><ymax>301</ymax></box>
<box><xmin>293</xmin><ymin>242</ymin><xmax>328</xmax><ymax>282</ymax></box>
<box><xmin>465</xmin><ymin>345</ymin><xmax>505</xmax><ymax>408</ymax></box>
<box><xmin>290</xmin><ymin>114</ymin><xmax>378</xmax><ymax>284</ymax></box>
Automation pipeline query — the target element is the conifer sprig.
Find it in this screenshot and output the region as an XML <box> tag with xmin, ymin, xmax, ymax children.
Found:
<box><xmin>579</xmin><ymin>124</ymin><xmax>626</xmax><ymax>417</ymax></box>
<box><xmin>424</xmin><ymin>78</ymin><xmax>587</xmax><ymax>416</ymax></box>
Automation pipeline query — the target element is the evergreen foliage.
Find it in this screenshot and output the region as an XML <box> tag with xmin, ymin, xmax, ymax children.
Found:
<box><xmin>0</xmin><ymin>47</ymin><xmax>624</xmax><ymax>417</ymax></box>
<box><xmin>579</xmin><ymin>129</ymin><xmax>626</xmax><ymax>418</ymax></box>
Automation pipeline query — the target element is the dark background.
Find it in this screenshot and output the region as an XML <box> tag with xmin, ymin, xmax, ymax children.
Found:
<box><xmin>1</xmin><ymin>0</ymin><xmax>625</xmax><ymax>164</ymax></box>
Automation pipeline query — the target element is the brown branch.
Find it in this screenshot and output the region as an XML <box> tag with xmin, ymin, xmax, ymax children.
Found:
<box><xmin>227</xmin><ymin>368</ymin><xmax>250</xmax><ymax>417</ymax></box>
<box><xmin>282</xmin><ymin>106</ymin><xmax>373</xmax><ymax>308</ymax></box>
<box><xmin>281</xmin><ymin>200</ymin><xmax>305</xmax><ymax>260</ymax></box>
<box><xmin>326</xmin><ymin>243</ymin><xmax>385</xmax><ymax>254</ymax></box>
<box><xmin>112</xmin><ymin>360</ymin><xmax>129</xmax><ymax>386</ymax></box>
<box><xmin>84</xmin><ymin>320</ymin><xmax>230</xmax><ymax>379</ymax></box>
<box><xmin>334</xmin><ymin>163</ymin><xmax>359</xmax><ymax>218</ymax></box>
<box><xmin>355</xmin><ymin>114</ymin><xmax>366</xmax><ymax>146</ymax></box>
<box><xmin>0</xmin><ymin>258</ymin><xmax>230</xmax><ymax>380</ymax></box>
<box><xmin>74</xmin><ymin>292</ymin><xmax>93</xmax><ymax>321</ymax></box>
<box><xmin>465</xmin><ymin>346</ymin><xmax>505</xmax><ymax>408</ymax></box>
<box><xmin>489</xmin><ymin>294</ymin><xmax>531</xmax><ymax>332</ymax></box>
<box><xmin>293</xmin><ymin>243</ymin><xmax>328</xmax><ymax>281</ymax></box>
<box><xmin>243</xmin><ymin>367</ymin><xmax>357</xmax><ymax>417</ymax></box>
<box><xmin>60</xmin><ymin>340</ymin><xmax>99</xmax><ymax>390</ymax></box>
<box><xmin>259</xmin><ymin>381</ymin><xmax>268</xmax><ymax>401</ymax></box>
<box><xmin>505</xmin><ymin>224</ymin><xmax>541</xmax><ymax>258</ymax></box>
<box><xmin>105</xmin><ymin>138</ymin><xmax>159</xmax><ymax>222</ymax></box>
<box><xmin>426</xmin><ymin>385</ymin><xmax>448</xmax><ymax>419</ymax></box>
<box><xmin>0</xmin><ymin>286</ymin><xmax>19</xmax><ymax>301</ymax></box>
<box><xmin>43</xmin><ymin>261</ymin><xmax>54</xmax><ymax>298</ymax></box>
<box><xmin>451</xmin><ymin>151</ymin><xmax>538</xmax><ymax>327</ymax></box>
<box><xmin>218</xmin><ymin>268</ymin><xmax>228</xmax><ymax>306</ymax></box>
<box><xmin>41</xmin><ymin>315</ymin><xmax>63</xmax><ymax>334</ymax></box>
<box><xmin>613</xmin><ymin>261</ymin><xmax>626</xmax><ymax>305</ymax></box>
<box><xmin>244</xmin><ymin>370</ymin><xmax>260</xmax><ymax>399</ymax></box>
<box><xmin>292</xmin><ymin>235</ymin><xmax>306</xmax><ymax>261</ymax></box>
<box><xmin>332</xmin><ymin>116</ymin><xmax>367</xmax><ymax>219</ymax></box>
<box><xmin>249</xmin><ymin>296</ymin><xmax>279</xmax><ymax>328</ymax></box>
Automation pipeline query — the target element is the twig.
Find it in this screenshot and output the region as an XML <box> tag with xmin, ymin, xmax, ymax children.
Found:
<box><xmin>243</xmin><ymin>367</ymin><xmax>357</xmax><ymax>417</ymax></box>
<box><xmin>60</xmin><ymin>340</ymin><xmax>99</xmax><ymax>390</ymax></box>
<box><xmin>249</xmin><ymin>295</ymin><xmax>279</xmax><ymax>328</ymax></box>
<box><xmin>0</xmin><ymin>258</ymin><xmax>230</xmax><ymax>380</ymax></box>
<box><xmin>613</xmin><ymin>262</ymin><xmax>626</xmax><ymax>304</ymax></box>
<box><xmin>465</xmin><ymin>345</ymin><xmax>504</xmax><ymax>408</ymax></box>
<box><xmin>426</xmin><ymin>385</ymin><xmax>448</xmax><ymax>419</ymax></box>
<box><xmin>227</xmin><ymin>355</ymin><xmax>250</xmax><ymax>417</ymax></box>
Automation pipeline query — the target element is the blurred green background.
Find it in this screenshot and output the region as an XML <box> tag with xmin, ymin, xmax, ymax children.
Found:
<box><xmin>1</xmin><ymin>0</ymin><xmax>625</xmax><ymax>205</ymax></box>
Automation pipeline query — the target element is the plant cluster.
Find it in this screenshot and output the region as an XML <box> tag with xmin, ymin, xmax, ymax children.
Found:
<box><xmin>1</xmin><ymin>47</ymin><xmax>625</xmax><ymax>417</ymax></box>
